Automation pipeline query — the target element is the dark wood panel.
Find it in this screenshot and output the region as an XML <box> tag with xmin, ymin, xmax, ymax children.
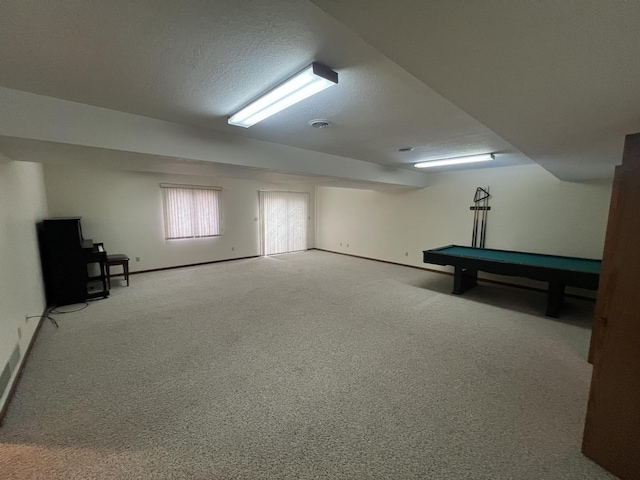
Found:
<box><xmin>583</xmin><ymin>132</ymin><xmax>640</xmax><ymax>479</ymax></box>
<box><xmin>588</xmin><ymin>165</ymin><xmax>622</xmax><ymax>365</ymax></box>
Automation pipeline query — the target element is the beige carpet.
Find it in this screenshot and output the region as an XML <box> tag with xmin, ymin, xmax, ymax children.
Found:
<box><xmin>0</xmin><ymin>250</ymin><xmax>614</xmax><ymax>479</ymax></box>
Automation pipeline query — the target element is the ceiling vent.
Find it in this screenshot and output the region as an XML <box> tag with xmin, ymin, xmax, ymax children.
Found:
<box><xmin>309</xmin><ymin>119</ymin><xmax>331</xmax><ymax>129</ymax></box>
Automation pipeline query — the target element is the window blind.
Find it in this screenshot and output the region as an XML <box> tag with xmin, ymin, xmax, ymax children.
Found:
<box><xmin>259</xmin><ymin>191</ymin><xmax>309</xmax><ymax>255</ymax></box>
<box><xmin>162</xmin><ymin>185</ymin><xmax>221</xmax><ymax>239</ymax></box>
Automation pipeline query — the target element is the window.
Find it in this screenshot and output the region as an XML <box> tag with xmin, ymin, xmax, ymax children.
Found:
<box><xmin>161</xmin><ymin>184</ymin><xmax>222</xmax><ymax>240</ymax></box>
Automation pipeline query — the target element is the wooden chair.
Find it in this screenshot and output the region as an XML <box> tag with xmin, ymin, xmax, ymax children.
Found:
<box><xmin>105</xmin><ymin>254</ymin><xmax>130</xmax><ymax>289</ymax></box>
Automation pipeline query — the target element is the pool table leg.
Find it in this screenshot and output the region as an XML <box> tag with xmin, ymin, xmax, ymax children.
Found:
<box><xmin>546</xmin><ymin>281</ymin><xmax>566</xmax><ymax>317</ymax></box>
<box><xmin>453</xmin><ymin>267</ymin><xmax>478</xmax><ymax>294</ymax></box>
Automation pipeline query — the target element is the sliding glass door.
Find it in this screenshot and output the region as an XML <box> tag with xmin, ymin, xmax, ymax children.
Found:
<box><xmin>259</xmin><ymin>191</ymin><xmax>309</xmax><ymax>256</ymax></box>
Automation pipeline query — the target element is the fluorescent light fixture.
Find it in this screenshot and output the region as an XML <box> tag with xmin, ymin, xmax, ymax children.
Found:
<box><xmin>228</xmin><ymin>62</ymin><xmax>338</xmax><ymax>128</ymax></box>
<box><xmin>414</xmin><ymin>153</ymin><xmax>495</xmax><ymax>168</ymax></box>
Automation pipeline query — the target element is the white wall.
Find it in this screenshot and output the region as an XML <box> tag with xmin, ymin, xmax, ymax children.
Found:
<box><xmin>43</xmin><ymin>164</ymin><xmax>316</xmax><ymax>272</ymax></box>
<box><xmin>317</xmin><ymin>163</ymin><xmax>613</xmax><ymax>285</ymax></box>
<box><xmin>0</xmin><ymin>158</ymin><xmax>49</xmax><ymax>411</ymax></box>
<box><xmin>0</xmin><ymin>158</ymin><xmax>614</xmax><ymax>414</ymax></box>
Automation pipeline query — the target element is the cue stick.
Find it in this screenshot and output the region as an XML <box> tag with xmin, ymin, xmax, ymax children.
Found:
<box><xmin>480</xmin><ymin>186</ymin><xmax>489</xmax><ymax>247</ymax></box>
<box><xmin>480</xmin><ymin>187</ymin><xmax>485</xmax><ymax>247</ymax></box>
<box><xmin>479</xmin><ymin>190</ymin><xmax>485</xmax><ymax>248</ymax></box>
<box><xmin>484</xmin><ymin>186</ymin><xmax>489</xmax><ymax>247</ymax></box>
<box><xmin>471</xmin><ymin>188</ymin><xmax>476</xmax><ymax>247</ymax></box>
<box><xmin>472</xmin><ymin>188</ymin><xmax>480</xmax><ymax>247</ymax></box>
<box><xmin>479</xmin><ymin>186</ymin><xmax>489</xmax><ymax>248</ymax></box>
<box><xmin>483</xmin><ymin>186</ymin><xmax>490</xmax><ymax>247</ymax></box>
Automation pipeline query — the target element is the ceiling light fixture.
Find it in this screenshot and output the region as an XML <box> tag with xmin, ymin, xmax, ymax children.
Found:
<box><xmin>228</xmin><ymin>62</ymin><xmax>338</xmax><ymax>128</ymax></box>
<box><xmin>414</xmin><ymin>153</ymin><xmax>495</xmax><ymax>168</ymax></box>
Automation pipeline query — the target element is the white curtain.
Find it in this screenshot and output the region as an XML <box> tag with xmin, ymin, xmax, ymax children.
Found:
<box><xmin>259</xmin><ymin>191</ymin><xmax>309</xmax><ymax>255</ymax></box>
<box><xmin>163</xmin><ymin>186</ymin><xmax>221</xmax><ymax>239</ymax></box>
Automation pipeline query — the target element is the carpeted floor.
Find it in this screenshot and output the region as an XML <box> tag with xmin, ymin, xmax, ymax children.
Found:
<box><xmin>0</xmin><ymin>250</ymin><xmax>614</xmax><ymax>479</ymax></box>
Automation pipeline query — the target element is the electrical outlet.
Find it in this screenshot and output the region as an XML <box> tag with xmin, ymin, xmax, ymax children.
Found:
<box><xmin>340</xmin><ymin>242</ymin><xmax>342</xmax><ymax>246</ymax></box>
<box><xmin>405</xmin><ymin>252</ymin><xmax>409</xmax><ymax>257</ymax></box>
<box><xmin>347</xmin><ymin>243</ymin><xmax>349</xmax><ymax>248</ymax></box>
<box><xmin>135</xmin><ymin>257</ymin><xmax>140</xmax><ymax>262</ymax></box>
<box><xmin>17</xmin><ymin>327</ymin><xmax>22</xmax><ymax>339</ymax></box>
<box><xmin>231</xmin><ymin>247</ymin><xmax>235</xmax><ymax>251</ymax></box>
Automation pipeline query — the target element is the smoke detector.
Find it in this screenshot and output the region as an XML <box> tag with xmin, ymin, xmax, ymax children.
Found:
<box><xmin>309</xmin><ymin>119</ymin><xmax>331</xmax><ymax>129</ymax></box>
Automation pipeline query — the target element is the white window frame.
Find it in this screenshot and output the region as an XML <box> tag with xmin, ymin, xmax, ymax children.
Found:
<box><xmin>161</xmin><ymin>183</ymin><xmax>222</xmax><ymax>240</ymax></box>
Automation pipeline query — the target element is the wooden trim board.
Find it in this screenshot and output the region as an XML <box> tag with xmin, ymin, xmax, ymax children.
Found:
<box><xmin>128</xmin><ymin>255</ymin><xmax>260</xmax><ymax>276</ymax></box>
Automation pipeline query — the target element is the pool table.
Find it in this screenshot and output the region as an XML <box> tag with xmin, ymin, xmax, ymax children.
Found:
<box><xmin>422</xmin><ymin>245</ymin><xmax>601</xmax><ymax>317</ymax></box>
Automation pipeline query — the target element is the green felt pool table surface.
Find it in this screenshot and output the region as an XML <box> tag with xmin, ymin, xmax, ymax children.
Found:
<box><xmin>433</xmin><ymin>245</ymin><xmax>601</xmax><ymax>274</ymax></box>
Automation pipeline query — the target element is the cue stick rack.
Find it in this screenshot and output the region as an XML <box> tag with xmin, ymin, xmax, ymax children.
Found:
<box><xmin>470</xmin><ymin>186</ymin><xmax>490</xmax><ymax>248</ymax></box>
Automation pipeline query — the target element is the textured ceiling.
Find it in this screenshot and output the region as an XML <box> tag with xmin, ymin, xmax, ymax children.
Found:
<box><xmin>0</xmin><ymin>0</ymin><xmax>529</xmax><ymax>180</ymax></box>
<box><xmin>313</xmin><ymin>0</ymin><xmax>640</xmax><ymax>180</ymax></box>
<box><xmin>3</xmin><ymin>0</ymin><xmax>636</xmax><ymax>182</ymax></box>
